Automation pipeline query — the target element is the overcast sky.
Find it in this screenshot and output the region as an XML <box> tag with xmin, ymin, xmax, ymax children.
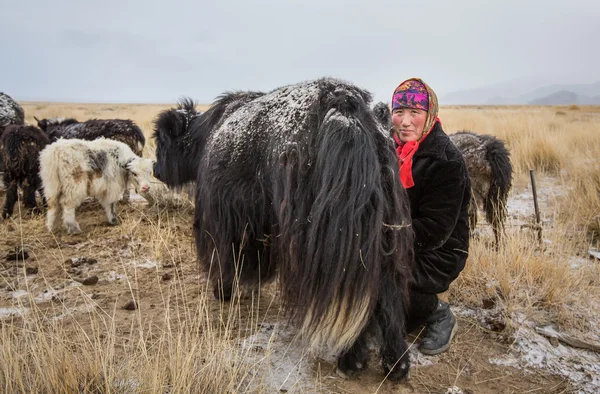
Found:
<box><xmin>1</xmin><ymin>0</ymin><xmax>599</xmax><ymax>104</ymax></box>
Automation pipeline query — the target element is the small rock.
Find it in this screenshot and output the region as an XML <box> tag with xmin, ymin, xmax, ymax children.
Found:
<box><xmin>91</xmin><ymin>293</ymin><xmax>101</xmax><ymax>300</ymax></box>
<box><xmin>482</xmin><ymin>298</ymin><xmax>496</xmax><ymax>309</ymax></box>
<box><xmin>67</xmin><ymin>268</ymin><xmax>82</xmax><ymax>276</ymax></box>
<box><xmin>68</xmin><ymin>257</ymin><xmax>98</xmax><ymax>267</ymax></box>
<box><xmin>68</xmin><ymin>258</ymin><xmax>81</xmax><ymax>267</ymax></box>
<box><xmin>25</xmin><ymin>266</ymin><xmax>39</xmax><ymax>275</ymax></box>
<box><xmin>161</xmin><ymin>273</ymin><xmax>173</xmax><ymax>281</ymax></box>
<box><xmin>51</xmin><ymin>295</ymin><xmax>64</xmax><ymax>303</ymax></box>
<box><xmin>6</xmin><ymin>245</ymin><xmax>31</xmax><ymax>261</ymax></box>
<box><xmin>550</xmin><ymin>337</ymin><xmax>560</xmax><ymax>347</ymax></box>
<box><xmin>82</xmin><ymin>275</ymin><xmax>99</xmax><ymax>286</ymax></box>
<box><xmin>122</xmin><ymin>300</ymin><xmax>137</xmax><ymax>311</ymax></box>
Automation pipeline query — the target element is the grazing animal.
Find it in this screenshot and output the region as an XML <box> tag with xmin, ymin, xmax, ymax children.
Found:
<box><xmin>39</xmin><ymin>138</ymin><xmax>154</xmax><ymax>234</ymax></box>
<box><xmin>0</xmin><ymin>93</ymin><xmax>26</xmax><ymax>181</ymax></box>
<box><xmin>0</xmin><ymin>125</ymin><xmax>50</xmax><ymax>218</ymax></box>
<box><xmin>372</xmin><ymin>101</ymin><xmax>392</xmax><ymax>131</ymax></box>
<box><xmin>0</xmin><ymin>92</ymin><xmax>25</xmax><ymax>127</ymax></box>
<box><xmin>35</xmin><ymin>117</ymin><xmax>145</xmax><ymax>155</ymax></box>
<box><xmin>153</xmin><ymin>79</ymin><xmax>415</xmax><ymax>381</ymax></box>
<box><xmin>152</xmin><ymin>94</ymin><xmax>262</xmax><ymax>187</ymax></box>
<box><xmin>448</xmin><ymin>131</ymin><xmax>512</xmax><ymax>245</ymax></box>
<box><xmin>35</xmin><ymin>117</ymin><xmax>146</xmax><ymax>201</ymax></box>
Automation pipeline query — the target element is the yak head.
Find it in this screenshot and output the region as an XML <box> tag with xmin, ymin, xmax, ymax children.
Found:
<box><xmin>372</xmin><ymin>102</ymin><xmax>393</xmax><ymax>136</ymax></box>
<box><xmin>124</xmin><ymin>157</ymin><xmax>154</xmax><ymax>194</ymax></box>
<box><xmin>152</xmin><ymin>98</ymin><xmax>202</xmax><ymax>188</ymax></box>
<box><xmin>34</xmin><ymin>117</ymin><xmax>79</xmax><ymax>141</ymax></box>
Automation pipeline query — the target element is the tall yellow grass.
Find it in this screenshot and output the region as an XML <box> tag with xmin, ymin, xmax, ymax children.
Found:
<box><xmin>441</xmin><ymin>106</ymin><xmax>600</xmax><ymax>176</ymax></box>
<box><xmin>0</xmin><ymin>205</ymin><xmax>282</xmax><ymax>393</ymax></box>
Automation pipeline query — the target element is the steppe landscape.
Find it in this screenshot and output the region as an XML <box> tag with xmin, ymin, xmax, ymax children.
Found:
<box><xmin>1</xmin><ymin>102</ymin><xmax>599</xmax><ymax>393</ymax></box>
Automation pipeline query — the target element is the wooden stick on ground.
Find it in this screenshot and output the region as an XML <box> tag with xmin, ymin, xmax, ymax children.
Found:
<box><xmin>535</xmin><ymin>325</ymin><xmax>600</xmax><ymax>353</ymax></box>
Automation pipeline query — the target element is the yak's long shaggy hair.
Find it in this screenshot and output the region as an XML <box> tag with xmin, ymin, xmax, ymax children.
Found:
<box><xmin>0</xmin><ymin>92</ymin><xmax>25</xmax><ymax>128</ymax></box>
<box><xmin>372</xmin><ymin>101</ymin><xmax>392</xmax><ymax>131</ymax></box>
<box><xmin>0</xmin><ymin>92</ymin><xmax>26</xmax><ymax>177</ymax></box>
<box><xmin>35</xmin><ymin>117</ymin><xmax>145</xmax><ymax>156</ymax></box>
<box><xmin>153</xmin><ymin>79</ymin><xmax>415</xmax><ymax>380</ymax></box>
<box><xmin>0</xmin><ymin>124</ymin><xmax>50</xmax><ymax>218</ymax></box>
<box><xmin>449</xmin><ymin>131</ymin><xmax>513</xmax><ymax>245</ymax></box>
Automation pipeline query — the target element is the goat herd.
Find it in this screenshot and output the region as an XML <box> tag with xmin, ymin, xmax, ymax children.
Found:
<box><xmin>0</xmin><ymin>78</ymin><xmax>513</xmax><ymax>381</ymax></box>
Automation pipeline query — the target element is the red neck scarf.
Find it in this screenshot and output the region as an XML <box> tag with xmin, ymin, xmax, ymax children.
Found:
<box><xmin>393</xmin><ymin>118</ymin><xmax>441</xmax><ymax>189</ymax></box>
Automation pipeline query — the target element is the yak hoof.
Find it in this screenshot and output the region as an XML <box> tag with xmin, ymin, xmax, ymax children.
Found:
<box><xmin>2</xmin><ymin>210</ymin><xmax>11</xmax><ymax>219</ymax></box>
<box><xmin>28</xmin><ymin>206</ymin><xmax>43</xmax><ymax>216</ymax></box>
<box><xmin>108</xmin><ymin>217</ymin><xmax>120</xmax><ymax>226</ymax></box>
<box><xmin>213</xmin><ymin>284</ymin><xmax>232</xmax><ymax>302</ymax></box>
<box><xmin>65</xmin><ymin>223</ymin><xmax>81</xmax><ymax>234</ymax></box>
<box><xmin>383</xmin><ymin>357</ymin><xmax>410</xmax><ymax>382</ymax></box>
<box><xmin>337</xmin><ymin>351</ymin><xmax>368</xmax><ymax>379</ymax></box>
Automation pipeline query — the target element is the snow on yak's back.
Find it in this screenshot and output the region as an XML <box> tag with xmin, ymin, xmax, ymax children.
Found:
<box><xmin>155</xmin><ymin>78</ymin><xmax>415</xmax><ymax>380</ymax></box>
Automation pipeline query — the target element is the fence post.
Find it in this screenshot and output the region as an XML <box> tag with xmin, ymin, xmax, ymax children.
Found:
<box><xmin>529</xmin><ymin>169</ymin><xmax>542</xmax><ymax>245</ymax></box>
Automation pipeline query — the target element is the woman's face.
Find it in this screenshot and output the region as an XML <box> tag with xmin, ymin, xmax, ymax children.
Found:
<box><xmin>392</xmin><ymin>107</ymin><xmax>427</xmax><ymax>143</ymax></box>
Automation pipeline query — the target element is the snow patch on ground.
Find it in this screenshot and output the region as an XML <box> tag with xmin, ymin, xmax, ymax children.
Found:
<box><xmin>130</xmin><ymin>259</ymin><xmax>158</xmax><ymax>269</ymax></box>
<box><xmin>105</xmin><ymin>271</ymin><xmax>127</xmax><ymax>282</ymax></box>
<box><xmin>50</xmin><ymin>303</ymin><xmax>97</xmax><ymax>321</ymax></box>
<box><xmin>10</xmin><ymin>290</ymin><xmax>29</xmax><ymax>299</ymax></box>
<box><xmin>239</xmin><ymin>322</ymin><xmax>315</xmax><ymax>393</ymax></box>
<box><xmin>0</xmin><ymin>307</ymin><xmax>28</xmax><ymax>318</ymax></box>
<box><xmin>488</xmin><ymin>315</ymin><xmax>600</xmax><ymax>393</ymax></box>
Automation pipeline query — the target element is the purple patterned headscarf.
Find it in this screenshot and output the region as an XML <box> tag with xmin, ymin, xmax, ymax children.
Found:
<box><xmin>392</xmin><ymin>79</ymin><xmax>429</xmax><ymax>111</ymax></box>
<box><xmin>391</xmin><ymin>78</ymin><xmax>439</xmax><ymax>139</ymax></box>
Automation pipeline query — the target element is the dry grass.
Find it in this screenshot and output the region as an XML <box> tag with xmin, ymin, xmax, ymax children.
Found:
<box><xmin>441</xmin><ymin>105</ymin><xmax>600</xmax><ymax>176</ymax></box>
<box><xmin>0</xmin><ymin>203</ymin><xmax>285</xmax><ymax>393</ymax></box>
<box><xmin>1</xmin><ymin>102</ymin><xmax>599</xmax><ymax>392</ymax></box>
<box><xmin>0</xmin><ymin>281</ymin><xmax>277</xmax><ymax>393</ymax></box>
<box><xmin>451</xmin><ymin>229</ymin><xmax>600</xmax><ymax>337</ymax></box>
<box><xmin>557</xmin><ymin>160</ymin><xmax>600</xmax><ymax>238</ymax></box>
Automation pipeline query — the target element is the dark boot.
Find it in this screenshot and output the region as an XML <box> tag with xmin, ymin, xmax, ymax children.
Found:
<box><xmin>419</xmin><ymin>300</ymin><xmax>457</xmax><ymax>355</ymax></box>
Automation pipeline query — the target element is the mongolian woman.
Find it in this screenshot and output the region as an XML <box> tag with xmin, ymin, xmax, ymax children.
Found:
<box><xmin>391</xmin><ymin>78</ymin><xmax>471</xmax><ymax>355</ymax></box>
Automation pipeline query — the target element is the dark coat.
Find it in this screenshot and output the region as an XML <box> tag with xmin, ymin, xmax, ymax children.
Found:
<box><xmin>404</xmin><ymin>122</ymin><xmax>471</xmax><ymax>294</ymax></box>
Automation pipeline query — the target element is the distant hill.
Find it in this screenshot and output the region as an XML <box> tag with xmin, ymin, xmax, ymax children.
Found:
<box><xmin>442</xmin><ymin>78</ymin><xmax>548</xmax><ymax>105</ymax></box>
<box><xmin>528</xmin><ymin>90</ymin><xmax>600</xmax><ymax>105</ymax></box>
<box><xmin>442</xmin><ymin>80</ymin><xmax>600</xmax><ymax>105</ymax></box>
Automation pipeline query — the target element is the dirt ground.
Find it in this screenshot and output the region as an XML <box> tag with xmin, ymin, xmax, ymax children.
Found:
<box><xmin>0</xmin><ymin>191</ymin><xmax>580</xmax><ymax>394</ymax></box>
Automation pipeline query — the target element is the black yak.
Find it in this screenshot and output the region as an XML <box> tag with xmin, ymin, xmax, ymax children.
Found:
<box><xmin>372</xmin><ymin>101</ymin><xmax>392</xmax><ymax>131</ymax></box>
<box><xmin>0</xmin><ymin>124</ymin><xmax>50</xmax><ymax>218</ymax></box>
<box><xmin>0</xmin><ymin>92</ymin><xmax>25</xmax><ymax>128</ymax></box>
<box><xmin>0</xmin><ymin>92</ymin><xmax>26</xmax><ymax>181</ymax></box>
<box><xmin>448</xmin><ymin>131</ymin><xmax>513</xmax><ymax>245</ymax></box>
<box><xmin>35</xmin><ymin>117</ymin><xmax>145</xmax><ymax>156</ymax></box>
<box><xmin>153</xmin><ymin>79</ymin><xmax>415</xmax><ymax>380</ymax></box>
<box><xmin>152</xmin><ymin>94</ymin><xmax>262</xmax><ymax>187</ymax></box>
<box><xmin>34</xmin><ymin>117</ymin><xmax>146</xmax><ymax>202</ymax></box>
